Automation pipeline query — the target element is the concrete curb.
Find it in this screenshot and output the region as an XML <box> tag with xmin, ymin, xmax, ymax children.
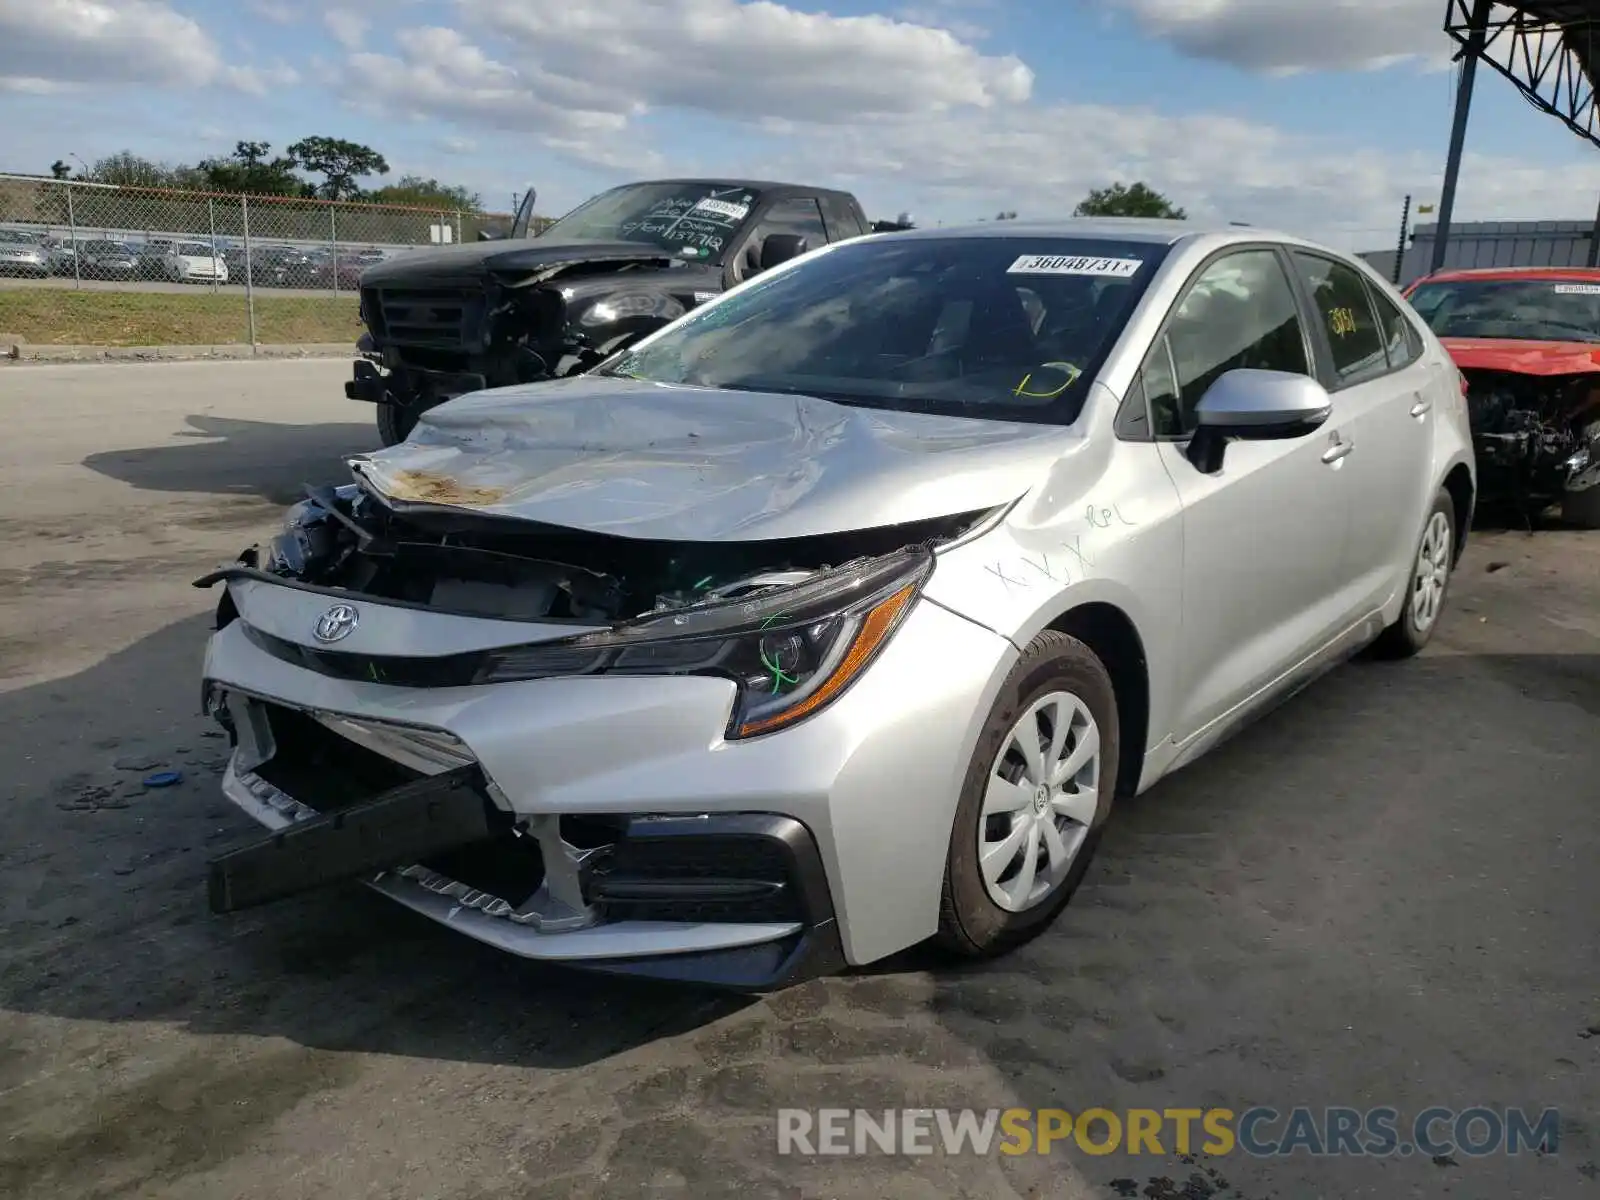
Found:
<box><xmin>2</xmin><ymin>341</ymin><xmax>352</xmax><ymax>364</ymax></box>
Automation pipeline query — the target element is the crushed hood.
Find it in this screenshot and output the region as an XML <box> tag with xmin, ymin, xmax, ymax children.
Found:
<box><xmin>358</xmin><ymin>237</ymin><xmax>674</xmax><ymax>287</ymax></box>
<box><xmin>348</xmin><ymin>377</ymin><xmax>1073</xmax><ymax>541</ymax></box>
<box><xmin>1440</xmin><ymin>337</ymin><xmax>1600</xmax><ymax>377</ymax></box>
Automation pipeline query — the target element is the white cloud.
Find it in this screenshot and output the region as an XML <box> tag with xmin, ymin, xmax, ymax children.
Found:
<box><xmin>1102</xmin><ymin>0</ymin><xmax>1452</xmax><ymax>73</ymax></box>
<box><xmin>324</xmin><ymin>9</ymin><xmax>369</xmax><ymax>50</ymax></box>
<box><xmin>459</xmin><ymin>0</ymin><xmax>1033</xmax><ymax>120</ymax></box>
<box><xmin>223</xmin><ymin>62</ymin><xmax>301</xmax><ymax>95</ymax></box>
<box><xmin>247</xmin><ymin>0</ymin><xmax>302</xmax><ymax>22</ymax></box>
<box><xmin>0</xmin><ymin>0</ymin><xmax>223</xmax><ymax>88</ymax></box>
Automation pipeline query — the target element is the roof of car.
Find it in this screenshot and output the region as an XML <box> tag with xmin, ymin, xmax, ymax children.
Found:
<box><xmin>879</xmin><ymin>217</ymin><xmax>1298</xmax><ymax>246</ymax></box>
<box><xmin>631</xmin><ymin>178</ymin><xmax>854</xmax><ymax>198</ymax></box>
<box><xmin>1413</xmin><ymin>265</ymin><xmax>1600</xmax><ymax>284</ymax></box>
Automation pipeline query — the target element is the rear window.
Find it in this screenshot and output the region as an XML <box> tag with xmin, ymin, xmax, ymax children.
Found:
<box><xmin>1408</xmin><ymin>277</ymin><xmax>1600</xmax><ymax>343</ymax></box>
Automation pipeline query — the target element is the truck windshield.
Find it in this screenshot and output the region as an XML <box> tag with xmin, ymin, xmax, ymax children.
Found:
<box><xmin>599</xmin><ymin>235</ymin><xmax>1170</xmax><ymax>424</ymax></box>
<box><xmin>536</xmin><ymin>182</ymin><xmax>762</xmax><ymax>261</ymax></box>
<box><xmin>1408</xmin><ymin>277</ymin><xmax>1600</xmax><ymax>343</ymax></box>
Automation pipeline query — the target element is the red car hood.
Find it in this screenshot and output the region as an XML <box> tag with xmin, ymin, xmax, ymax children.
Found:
<box><xmin>1439</xmin><ymin>337</ymin><xmax>1600</xmax><ymax>376</ymax></box>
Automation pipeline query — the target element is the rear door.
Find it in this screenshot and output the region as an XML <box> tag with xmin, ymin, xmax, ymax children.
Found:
<box><xmin>1288</xmin><ymin>251</ymin><xmax>1434</xmax><ymax>613</ymax></box>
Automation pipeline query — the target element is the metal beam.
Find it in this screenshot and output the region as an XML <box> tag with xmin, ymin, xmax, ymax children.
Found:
<box><xmin>1434</xmin><ymin>0</ymin><xmax>1494</xmax><ymax>274</ymax></box>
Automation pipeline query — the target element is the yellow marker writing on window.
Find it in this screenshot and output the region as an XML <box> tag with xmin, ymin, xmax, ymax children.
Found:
<box><xmin>1329</xmin><ymin>307</ymin><xmax>1357</xmax><ymax>337</ymax></box>
<box><xmin>1014</xmin><ymin>361</ymin><xmax>1082</xmax><ymax>399</ymax></box>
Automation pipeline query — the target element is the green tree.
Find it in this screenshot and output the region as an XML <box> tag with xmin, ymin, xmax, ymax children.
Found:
<box><xmin>86</xmin><ymin>151</ymin><xmax>181</xmax><ymax>189</ymax></box>
<box><xmin>1073</xmin><ymin>181</ymin><xmax>1186</xmax><ymax>220</ymax></box>
<box><xmin>197</xmin><ymin>141</ymin><xmax>307</xmax><ymax>197</ymax></box>
<box><xmin>49</xmin><ymin>160</ymin><xmax>72</xmax><ymax>180</ymax></box>
<box><xmin>287</xmin><ymin>136</ymin><xmax>390</xmax><ymax>200</ymax></box>
<box><xmin>366</xmin><ymin>174</ymin><xmax>483</xmax><ymax>212</ymax></box>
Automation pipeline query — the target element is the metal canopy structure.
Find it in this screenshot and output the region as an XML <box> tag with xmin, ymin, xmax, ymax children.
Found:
<box><xmin>1432</xmin><ymin>0</ymin><xmax>1600</xmax><ymax>271</ymax></box>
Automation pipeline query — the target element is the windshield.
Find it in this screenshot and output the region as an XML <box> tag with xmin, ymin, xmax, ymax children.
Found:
<box><xmin>599</xmin><ymin>236</ymin><xmax>1169</xmax><ymax>422</ymax></box>
<box><xmin>1408</xmin><ymin>277</ymin><xmax>1600</xmax><ymax>343</ymax></box>
<box><xmin>0</xmin><ymin>230</ymin><xmax>32</xmax><ymax>244</ymax></box>
<box><xmin>176</xmin><ymin>242</ymin><xmax>215</xmax><ymax>256</ymax></box>
<box><xmin>538</xmin><ymin>182</ymin><xmax>762</xmax><ymax>262</ymax></box>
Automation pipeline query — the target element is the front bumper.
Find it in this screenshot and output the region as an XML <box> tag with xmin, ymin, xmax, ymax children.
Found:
<box><xmin>345</xmin><ymin>358</ymin><xmax>487</xmax><ymax>404</ymax></box>
<box><xmin>200</xmin><ymin>583</ymin><xmax>1017</xmax><ymax>981</ymax></box>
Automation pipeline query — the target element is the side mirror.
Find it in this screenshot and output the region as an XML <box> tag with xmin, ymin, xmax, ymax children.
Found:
<box><xmin>759</xmin><ymin>233</ymin><xmax>808</xmax><ymax>271</ymax></box>
<box><xmin>1185</xmin><ymin>369</ymin><xmax>1332</xmax><ymax>474</ymax></box>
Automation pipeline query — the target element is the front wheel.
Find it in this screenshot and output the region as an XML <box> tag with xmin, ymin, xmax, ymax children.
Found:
<box><xmin>1372</xmin><ymin>489</ymin><xmax>1456</xmax><ymax>659</ymax></box>
<box><xmin>376</xmin><ymin>400</ymin><xmax>419</xmax><ymax>447</ymax></box>
<box><xmin>936</xmin><ymin>630</ymin><xmax>1119</xmax><ymax>958</ymax></box>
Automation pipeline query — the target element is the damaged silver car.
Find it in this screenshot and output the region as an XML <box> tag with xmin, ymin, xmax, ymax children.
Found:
<box><xmin>197</xmin><ymin>221</ymin><xmax>1476</xmax><ymax>989</ymax></box>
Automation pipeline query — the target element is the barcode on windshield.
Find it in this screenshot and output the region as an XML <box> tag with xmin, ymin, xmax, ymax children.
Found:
<box><xmin>1008</xmin><ymin>254</ymin><xmax>1143</xmax><ymax>278</ymax></box>
<box><xmin>1553</xmin><ymin>283</ymin><xmax>1600</xmax><ymax>295</ymax></box>
<box><xmin>693</xmin><ymin>199</ymin><xmax>751</xmax><ymax>222</ymax></box>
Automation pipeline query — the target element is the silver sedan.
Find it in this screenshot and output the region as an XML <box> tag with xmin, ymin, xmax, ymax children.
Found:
<box><xmin>197</xmin><ymin>219</ymin><xmax>1476</xmax><ymax>989</ymax></box>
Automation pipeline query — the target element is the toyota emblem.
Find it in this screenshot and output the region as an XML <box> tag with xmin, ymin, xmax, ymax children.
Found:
<box><xmin>313</xmin><ymin>603</ymin><xmax>360</xmax><ymax>644</ymax></box>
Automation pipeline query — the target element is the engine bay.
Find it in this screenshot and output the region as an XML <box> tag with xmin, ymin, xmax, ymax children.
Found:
<box><xmin>1461</xmin><ymin>367</ymin><xmax>1600</xmax><ymax>518</ymax></box>
<box><xmin>229</xmin><ymin>482</ymin><xmax>990</xmax><ymax>625</ymax></box>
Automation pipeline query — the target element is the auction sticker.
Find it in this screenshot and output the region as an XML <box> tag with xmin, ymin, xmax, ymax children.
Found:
<box><xmin>1008</xmin><ymin>254</ymin><xmax>1143</xmax><ymax>278</ymax></box>
<box><xmin>1553</xmin><ymin>283</ymin><xmax>1600</xmax><ymax>295</ymax></box>
<box><xmin>693</xmin><ymin>198</ymin><xmax>751</xmax><ymax>222</ymax></box>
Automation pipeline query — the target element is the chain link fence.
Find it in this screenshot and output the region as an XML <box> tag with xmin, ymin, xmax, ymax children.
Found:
<box><xmin>0</xmin><ymin>175</ymin><xmax>546</xmax><ymax>350</ymax></box>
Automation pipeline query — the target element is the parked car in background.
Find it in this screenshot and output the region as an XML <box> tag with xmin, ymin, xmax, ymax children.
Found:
<box><xmin>0</xmin><ymin>229</ymin><xmax>50</xmax><ymax>277</ymax></box>
<box><xmin>1404</xmin><ymin>266</ymin><xmax>1600</xmax><ymax>524</ymax></box>
<box><xmin>161</xmin><ymin>241</ymin><xmax>229</xmax><ymax>284</ymax></box>
<box><xmin>199</xmin><ymin>220</ymin><xmax>1476</xmax><ymax>989</ymax></box>
<box><xmin>348</xmin><ymin>176</ymin><xmax>877</xmax><ymax>444</ymax></box>
<box><xmin>308</xmin><ymin>249</ymin><xmax>379</xmax><ymax>291</ymax></box>
<box><xmin>45</xmin><ymin>237</ymin><xmax>87</xmax><ymax>276</ymax></box>
<box><xmin>79</xmin><ymin>240</ymin><xmax>141</xmax><ymax>281</ymax></box>
<box><xmin>137</xmin><ymin>240</ymin><xmax>178</xmax><ymax>279</ymax></box>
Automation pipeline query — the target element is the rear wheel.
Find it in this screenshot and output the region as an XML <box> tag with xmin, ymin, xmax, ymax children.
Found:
<box><xmin>936</xmin><ymin>630</ymin><xmax>1119</xmax><ymax>958</ymax></box>
<box><xmin>1372</xmin><ymin>489</ymin><xmax>1455</xmax><ymax>659</ymax></box>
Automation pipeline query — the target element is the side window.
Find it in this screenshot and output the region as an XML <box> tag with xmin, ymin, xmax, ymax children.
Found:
<box><xmin>819</xmin><ymin>194</ymin><xmax>866</xmax><ymax>240</ymax></box>
<box><xmin>736</xmin><ymin>198</ymin><xmax>830</xmax><ymax>281</ymax></box>
<box><xmin>1114</xmin><ymin>373</ymin><xmax>1152</xmax><ymax>440</ymax></box>
<box><xmin>1367</xmin><ymin>282</ymin><xmax>1423</xmax><ymax>370</ymax></box>
<box><xmin>1164</xmin><ymin>249</ymin><xmax>1310</xmax><ymax>435</ymax></box>
<box><xmin>755</xmin><ymin>198</ymin><xmax>828</xmax><ymax>249</ymax></box>
<box><xmin>1291</xmin><ymin>251</ymin><xmax>1388</xmax><ymax>387</ymax></box>
<box><xmin>1142</xmin><ymin>336</ymin><xmax>1182</xmax><ymax>438</ymax></box>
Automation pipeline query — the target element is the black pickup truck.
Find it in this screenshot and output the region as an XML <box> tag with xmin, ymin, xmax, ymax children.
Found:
<box><xmin>347</xmin><ymin>178</ymin><xmax>882</xmax><ymax>444</ymax></box>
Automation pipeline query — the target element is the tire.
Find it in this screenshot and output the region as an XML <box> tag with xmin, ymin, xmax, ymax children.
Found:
<box><xmin>1372</xmin><ymin>489</ymin><xmax>1456</xmax><ymax>659</ymax></box>
<box><xmin>376</xmin><ymin>400</ymin><xmax>419</xmax><ymax>447</ymax></box>
<box><xmin>936</xmin><ymin>630</ymin><xmax>1120</xmax><ymax>958</ymax></box>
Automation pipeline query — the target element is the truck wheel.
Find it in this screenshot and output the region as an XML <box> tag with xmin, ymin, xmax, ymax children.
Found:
<box><xmin>936</xmin><ymin>630</ymin><xmax>1119</xmax><ymax>958</ymax></box>
<box><xmin>376</xmin><ymin>401</ymin><xmax>418</xmax><ymax>447</ymax></box>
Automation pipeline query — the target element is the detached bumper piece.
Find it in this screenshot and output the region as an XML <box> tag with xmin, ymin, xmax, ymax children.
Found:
<box><xmin>207</xmin><ymin>690</ymin><xmax>844</xmax><ymax>990</ymax></box>
<box><xmin>208</xmin><ymin>766</ymin><xmax>506</xmax><ymax>913</ymax></box>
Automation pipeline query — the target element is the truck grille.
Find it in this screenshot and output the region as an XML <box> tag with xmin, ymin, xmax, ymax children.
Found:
<box><xmin>366</xmin><ymin>286</ymin><xmax>483</xmax><ymax>351</ymax></box>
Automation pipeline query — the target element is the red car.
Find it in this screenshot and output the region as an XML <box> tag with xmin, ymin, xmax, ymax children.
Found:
<box><xmin>1404</xmin><ymin>266</ymin><xmax>1600</xmax><ymax>523</ymax></box>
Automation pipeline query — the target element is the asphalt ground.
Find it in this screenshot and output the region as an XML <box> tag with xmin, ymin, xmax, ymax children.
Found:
<box><xmin>0</xmin><ymin>360</ymin><xmax>1595</xmax><ymax>1199</ymax></box>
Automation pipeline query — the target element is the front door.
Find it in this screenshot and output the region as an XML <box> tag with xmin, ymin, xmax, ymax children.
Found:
<box><xmin>1146</xmin><ymin>247</ymin><xmax>1355</xmax><ymax>744</ymax></box>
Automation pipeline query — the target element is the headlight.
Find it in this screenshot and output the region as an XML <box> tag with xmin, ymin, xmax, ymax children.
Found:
<box><xmin>476</xmin><ymin>547</ymin><xmax>934</xmax><ymax>739</ymax></box>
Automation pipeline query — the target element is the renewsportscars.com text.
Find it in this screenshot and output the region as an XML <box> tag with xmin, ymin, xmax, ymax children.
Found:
<box><xmin>776</xmin><ymin>1106</ymin><xmax>1561</xmax><ymax>1158</ymax></box>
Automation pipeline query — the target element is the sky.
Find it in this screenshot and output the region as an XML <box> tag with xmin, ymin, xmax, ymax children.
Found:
<box><xmin>2</xmin><ymin>0</ymin><xmax>1599</xmax><ymax>252</ymax></box>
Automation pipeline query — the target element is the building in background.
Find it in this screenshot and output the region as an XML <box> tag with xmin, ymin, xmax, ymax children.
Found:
<box><xmin>1362</xmin><ymin>217</ymin><xmax>1600</xmax><ymax>286</ymax></box>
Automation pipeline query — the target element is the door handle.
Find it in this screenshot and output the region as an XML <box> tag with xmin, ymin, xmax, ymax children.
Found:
<box><xmin>1321</xmin><ymin>437</ymin><xmax>1355</xmax><ymax>464</ymax></box>
<box><xmin>1409</xmin><ymin>395</ymin><xmax>1432</xmax><ymax>417</ymax></box>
